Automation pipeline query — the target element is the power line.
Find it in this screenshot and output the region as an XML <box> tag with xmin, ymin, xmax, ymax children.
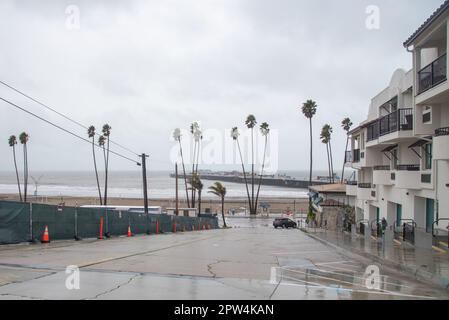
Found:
<box><xmin>0</xmin><ymin>80</ymin><xmax>140</xmax><ymax>157</ymax></box>
<box><xmin>0</xmin><ymin>96</ymin><xmax>141</xmax><ymax>166</ymax></box>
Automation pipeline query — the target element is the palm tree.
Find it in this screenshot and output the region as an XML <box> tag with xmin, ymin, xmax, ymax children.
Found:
<box><xmin>191</xmin><ymin>173</ymin><xmax>203</xmax><ymax>215</ymax></box>
<box><xmin>8</xmin><ymin>135</ymin><xmax>22</xmax><ymax>202</ymax></box>
<box><xmin>208</xmin><ymin>182</ymin><xmax>227</xmax><ymax>228</ymax></box>
<box><xmin>102</xmin><ymin>124</ymin><xmax>111</xmax><ymax>206</ymax></box>
<box><xmin>320</xmin><ymin>125</ymin><xmax>332</xmax><ymax>183</ymax></box>
<box><xmin>190</xmin><ymin>122</ymin><xmax>202</xmax><ymax>208</ymax></box>
<box><xmin>341</xmin><ymin>118</ymin><xmax>353</xmax><ymax>184</ymax></box>
<box><xmin>231</xmin><ymin>127</ymin><xmax>252</xmax><ymax>215</ymax></box>
<box><xmin>254</xmin><ymin>122</ymin><xmax>270</xmax><ymax>215</ymax></box>
<box><xmin>245</xmin><ymin>114</ymin><xmax>257</xmax><ymax>215</ymax></box>
<box><xmin>88</xmin><ymin>126</ymin><xmax>102</xmax><ymax>205</ymax></box>
<box><xmin>173</xmin><ymin>128</ymin><xmax>190</xmax><ymax>208</ymax></box>
<box><xmin>19</xmin><ymin>132</ymin><xmax>29</xmax><ymax>202</ymax></box>
<box><xmin>301</xmin><ymin>100</ymin><xmax>317</xmax><ymax>220</ymax></box>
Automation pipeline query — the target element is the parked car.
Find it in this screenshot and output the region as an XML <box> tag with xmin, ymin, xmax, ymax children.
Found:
<box><xmin>273</xmin><ymin>218</ymin><xmax>297</xmax><ymax>229</ymax></box>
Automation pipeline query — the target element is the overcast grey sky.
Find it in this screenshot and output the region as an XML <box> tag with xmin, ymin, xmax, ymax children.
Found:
<box><xmin>0</xmin><ymin>0</ymin><xmax>443</xmax><ymax>172</ymax></box>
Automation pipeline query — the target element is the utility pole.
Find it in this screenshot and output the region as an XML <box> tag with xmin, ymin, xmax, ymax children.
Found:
<box><xmin>175</xmin><ymin>163</ymin><xmax>179</xmax><ymax>216</ymax></box>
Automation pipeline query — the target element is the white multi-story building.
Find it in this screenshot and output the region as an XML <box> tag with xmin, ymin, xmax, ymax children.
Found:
<box><xmin>345</xmin><ymin>1</ymin><xmax>449</xmax><ymax>249</ymax></box>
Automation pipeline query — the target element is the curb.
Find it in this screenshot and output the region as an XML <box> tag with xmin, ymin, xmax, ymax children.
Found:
<box><xmin>301</xmin><ymin>230</ymin><xmax>449</xmax><ymax>291</ymax></box>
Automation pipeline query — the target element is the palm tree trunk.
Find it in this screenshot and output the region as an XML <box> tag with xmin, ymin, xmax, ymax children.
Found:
<box><xmin>12</xmin><ymin>145</ymin><xmax>22</xmax><ymax>202</ymax></box>
<box><xmin>92</xmin><ymin>138</ymin><xmax>102</xmax><ymax>205</ymax></box>
<box><xmin>236</xmin><ymin>139</ymin><xmax>252</xmax><ymax>214</ymax></box>
<box><xmin>178</xmin><ymin>140</ymin><xmax>191</xmax><ymax>208</ymax></box>
<box><xmin>221</xmin><ymin>196</ymin><xmax>227</xmax><ymax>228</ymax></box>
<box><xmin>198</xmin><ymin>189</ymin><xmax>202</xmax><ymax>216</ymax></box>
<box><xmin>104</xmin><ymin>139</ymin><xmax>110</xmax><ymax>206</ymax></box>
<box><xmin>341</xmin><ymin>136</ymin><xmax>349</xmax><ymax>184</ymax></box>
<box><xmin>191</xmin><ymin>141</ymin><xmax>197</xmax><ymax>208</ymax></box>
<box><xmin>329</xmin><ymin>139</ymin><xmax>335</xmax><ymax>183</ymax></box>
<box><xmin>326</xmin><ymin>143</ymin><xmax>331</xmax><ymax>183</ymax></box>
<box><xmin>254</xmin><ymin>136</ymin><xmax>268</xmax><ymax>216</ymax></box>
<box><xmin>308</xmin><ymin>118</ymin><xmax>313</xmax><ymax>218</ymax></box>
<box><xmin>309</xmin><ymin>118</ymin><xmax>313</xmax><ymax>185</ymax></box>
<box><xmin>251</xmin><ymin>128</ymin><xmax>255</xmax><ymax>215</ymax></box>
<box><xmin>23</xmin><ymin>144</ymin><xmax>28</xmax><ymax>202</ymax></box>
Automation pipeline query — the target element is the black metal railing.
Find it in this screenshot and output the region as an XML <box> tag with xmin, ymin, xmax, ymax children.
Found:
<box><xmin>396</xmin><ymin>164</ymin><xmax>420</xmax><ymax>171</ymax></box>
<box><xmin>435</xmin><ymin>127</ymin><xmax>449</xmax><ymax>137</ymax></box>
<box><xmin>367</xmin><ymin>121</ymin><xmax>380</xmax><ymax>142</ymax></box>
<box><xmin>358</xmin><ymin>183</ymin><xmax>372</xmax><ymax>189</ymax></box>
<box><xmin>353</xmin><ymin>149</ymin><xmax>360</xmax><ymax>163</ymax></box>
<box><xmin>418</xmin><ymin>54</ymin><xmax>447</xmax><ymax>94</ymax></box>
<box><xmin>345</xmin><ymin>150</ymin><xmax>353</xmax><ymax>163</ymax></box>
<box><xmin>379</xmin><ymin>108</ymin><xmax>413</xmax><ymax>136</ymax></box>
<box><xmin>346</xmin><ymin>181</ymin><xmax>358</xmax><ymax>186</ymax></box>
<box><xmin>373</xmin><ymin>165</ymin><xmax>390</xmax><ymax>171</ymax></box>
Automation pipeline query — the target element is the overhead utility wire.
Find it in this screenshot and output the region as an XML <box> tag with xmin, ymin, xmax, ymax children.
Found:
<box><xmin>0</xmin><ymin>80</ymin><xmax>140</xmax><ymax>157</ymax></box>
<box><xmin>0</xmin><ymin>96</ymin><xmax>141</xmax><ymax>166</ymax></box>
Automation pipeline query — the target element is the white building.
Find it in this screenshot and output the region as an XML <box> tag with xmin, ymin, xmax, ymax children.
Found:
<box><xmin>345</xmin><ymin>1</ymin><xmax>449</xmax><ymax>249</ymax></box>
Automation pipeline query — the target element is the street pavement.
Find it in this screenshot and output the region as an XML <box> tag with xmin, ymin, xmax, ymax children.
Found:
<box><xmin>0</xmin><ymin>217</ymin><xmax>448</xmax><ymax>300</ymax></box>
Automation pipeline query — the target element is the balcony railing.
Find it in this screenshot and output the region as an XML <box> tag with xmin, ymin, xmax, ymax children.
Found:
<box><xmin>435</xmin><ymin>127</ymin><xmax>449</xmax><ymax>136</ymax></box>
<box><xmin>346</xmin><ymin>181</ymin><xmax>358</xmax><ymax>186</ymax></box>
<box><xmin>345</xmin><ymin>151</ymin><xmax>353</xmax><ymax>163</ymax></box>
<box><xmin>379</xmin><ymin>108</ymin><xmax>413</xmax><ymax>136</ymax></box>
<box><xmin>358</xmin><ymin>183</ymin><xmax>372</xmax><ymax>189</ymax></box>
<box><xmin>418</xmin><ymin>54</ymin><xmax>447</xmax><ymax>94</ymax></box>
<box><xmin>366</xmin><ymin>109</ymin><xmax>413</xmax><ymax>142</ymax></box>
<box><xmin>396</xmin><ymin>164</ymin><xmax>420</xmax><ymax>171</ymax></box>
<box><xmin>373</xmin><ymin>165</ymin><xmax>390</xmax><ymax>171</ymax></box>
<box><xmin>353</xmin><ymin>149</ymin><xmax>360</xmax><ymax>163</ymax></box>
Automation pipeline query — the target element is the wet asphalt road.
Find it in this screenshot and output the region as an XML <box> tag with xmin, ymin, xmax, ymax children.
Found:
<box><xmin>0</xmin><ymin>217</ymin><xmax>448</xmax><ymax>300</ymax></box>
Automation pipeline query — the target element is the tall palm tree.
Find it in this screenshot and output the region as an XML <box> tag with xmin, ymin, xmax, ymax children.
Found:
<box><xmin>173</xmin><ymin>128</ymin><xmax>190</xmax><ymax>208</ymax></box>
<box><xmin>341</xmin><ymin>118</ymin><xmax>353</xmax><ymax>183</ymax></box>
<box><xmin>208</xmin><ymin>182</ymin><xmax>227</xmax><ymax>228</ymax></box>
<box><xmin>320</xmin><ymin>125</ymin><xmax>332</xmax><ymax>183</ymax></box>
<box><xmin>301</xmin><ymin>100</ymin><xmax>317</xmax><ymax>219</ymax></box>
<box><xmin>102</xmin><ymin>124</ymin><xmax>111</xmax><ymax>206</ymax></box>
<box><xmin>254</xmin><ymin>122</ymin><xmax>270</xmax><ymax>215</ymax></box>
<box><xmin>19</xmin><ymin>132</ymin><xmax>29</xmax><ymax>202</ymax></box>
<box><xmin>190</xmin><ymin>122</ymin><xmax>202</xmax><ymax>208</ymax></box>
<box><xmin>8</xmin><ymin>135</ymin><xmax>22</xmax><ymax>202</ymax></box>
<box><xmin>245</xmin><ymin>115</ymin><xmax>257</xmax><ymax>215</ymax></box>
<box><xmin>88</xmin><ymin>126</ymin><xmax>102</xmax><ymax>204</ymax></box>
<box><xmin>191</xmin><ymin>173</ymin><xmax>203</xmax><ymax>215</ymax></box>
<box><xmin>231</xmin><ymin>127</ymin><xmax>252</xmax><ymax>215</ymax></box>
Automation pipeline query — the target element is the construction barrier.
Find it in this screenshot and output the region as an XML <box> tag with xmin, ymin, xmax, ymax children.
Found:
<box><xmin>0</xmin><ymin>201</ymin><xmax>219</xmax><ymax>245</ymax></box>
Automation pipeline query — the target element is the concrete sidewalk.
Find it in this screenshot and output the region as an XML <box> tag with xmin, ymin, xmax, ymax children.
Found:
<box><xmin>301</xmin><ymin>228</ymin><xmax>449</xmax><ymax>290</ymax></box>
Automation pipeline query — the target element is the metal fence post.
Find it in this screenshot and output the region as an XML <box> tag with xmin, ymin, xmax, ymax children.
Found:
<box><xmin>74</xmin><ymin>204</ymin><xmax>81</xmax><ymax>241</ymax></box>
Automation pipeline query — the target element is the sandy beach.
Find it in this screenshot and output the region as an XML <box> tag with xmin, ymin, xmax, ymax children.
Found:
<box><xmin>0</xmin><ymin>193</ymin><xmax>308</xmax><ymax>215</ymax></box>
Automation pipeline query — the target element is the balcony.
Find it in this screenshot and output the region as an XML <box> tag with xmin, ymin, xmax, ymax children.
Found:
<box><xmin>357</xmin><ymin>183</ymin><xmax>373</xmax><ymax>201</ymax></box>
<box><xmin>346</xmin><ymin>181</ymin><xmax>357</xmax><ymax>196</ymax></box>
<box><xmin>366</xmin><ymin>109</ymin><xmax>413</xmax><ymax>143</ymax></box>
<box><xmin>433</xmin><ymin>127</ymin><xmax>449</xmax><ymax>160</ymax></box>
<box><xmin>418</xmin><ymin>54</ymin><xmax>447</xmax><ymax>95</ymax></box>
<box><xmin>395</xmin><ymin>165</ymin><xmax>421</xmax><ymax>190</ymax></box>
<box><xmin>373</xmin><ymin>166</ymin><xmax>393</xmax><ymax>185</ymax></box>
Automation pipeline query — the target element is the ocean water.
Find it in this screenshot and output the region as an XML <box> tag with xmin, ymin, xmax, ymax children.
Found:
<box><xmin>0</xmin><ymin>170</ymin><xmax>335</xmax><ymax>200</ymax></box>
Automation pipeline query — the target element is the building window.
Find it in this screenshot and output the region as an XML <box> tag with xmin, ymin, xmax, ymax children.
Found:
<box><xmin>424</xmin><ymin>143</ymin><xmax>432</xmax><ymax>170</ymax></box>
<box><xmin>422</xmin><ymin>106</ymin><xmax>432</xmax><ymax>124</ymax></box>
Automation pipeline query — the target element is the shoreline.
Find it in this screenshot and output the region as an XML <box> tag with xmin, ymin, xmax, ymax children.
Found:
<box><xmin>0</xmin><ymin>193</ymin><xmax>309</xmax><ymax>214</ymax></box>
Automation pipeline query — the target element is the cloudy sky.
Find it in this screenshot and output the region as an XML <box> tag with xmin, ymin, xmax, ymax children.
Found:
<box><xmin>0</xmin><ymin>0</ymin><xmax>443</xmax><ymax>173</ymax></box>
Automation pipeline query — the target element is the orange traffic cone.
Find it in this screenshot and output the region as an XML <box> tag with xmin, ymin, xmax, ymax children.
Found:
<box><xmin>41</xmin><ymin>225</ymin><xmax>50</xmax><ymax>243</ymax></box>
<box><xmin>127</xmin><ymin>225</ymin><xmax>132</xmax><ymax>237</ymax></box>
